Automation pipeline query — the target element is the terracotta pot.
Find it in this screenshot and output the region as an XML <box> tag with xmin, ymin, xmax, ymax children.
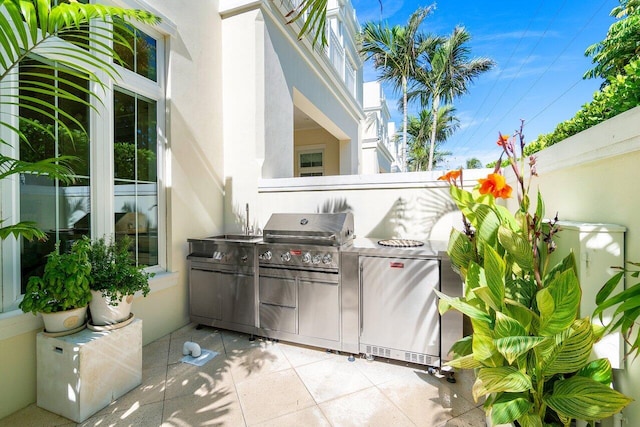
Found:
<box><xmin>89</xmin><ymin>290</ymin><xmax>133</xmax><ymax>326</ymax></box>
<box><xmin>41</xmin><ymin>306</ymin><xmax>87</xmax><ymax>333</ymax></box>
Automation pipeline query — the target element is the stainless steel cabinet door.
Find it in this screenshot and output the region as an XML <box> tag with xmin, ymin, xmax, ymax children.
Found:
<box><xmin>221</xmin><ymin>273</ymin><xmax>255</xmax><ymax>326</ymax></box>
<box><xmin>298</xmin><ymin>278</ymin><xmax>339</xmax><ymax>342</ymax></box>
<box><xmin>190</xmin><ymin>269</ymin><xmax>222</xmax><ymax>320</ymax></box>
<box><xmin>360</xmin><ymin>256</ymin><xmax>440</xmax><ymax>357</ymax></box>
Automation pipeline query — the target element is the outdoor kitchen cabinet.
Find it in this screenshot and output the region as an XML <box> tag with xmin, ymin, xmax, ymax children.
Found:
<box><xmin>189</xmin><ymin>261</ymin><xmax>255</xmax><ymax>331</ymax></box>
<box><xmin>258</xmin><ymin>267</ymin><xmax>341</xmax><ymax>345</ymax></box>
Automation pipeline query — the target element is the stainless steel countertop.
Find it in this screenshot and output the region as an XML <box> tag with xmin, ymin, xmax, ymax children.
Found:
<box><xmin>343</xmin><ymin>238</ymin><xmax>449</xmax><ymax>259</ymax></box>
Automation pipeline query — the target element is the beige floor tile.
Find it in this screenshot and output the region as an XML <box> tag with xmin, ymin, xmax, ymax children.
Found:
<box><xmin>354</xmin><ymin>356</ymin><xmax>431</xmax><ymax>386</ymax></box>
<box><xmin>142</xmin><ymin>334</ymin><xmax>170</xmax><ymax>371</ymax></box>
<box><xmin>164</xmin><ymin>351</ymin><xmax>234</xmax><ymax>401</ymax></box>
<box><xmin>0</xmin><ymin>404</ymin><xmax>74</xmax><ymax>427</ymax></box>
<box><xmin>295</xmin><ymin>357</ymin><xmax>373</xmax><ymax>403</ymax></box>
<box><xmin>251</xmin><ymin>406</ymin><xmax>331</xmax><ymax>427</ymax></box>
<box><xmin>277</xmin><ymin>341</ymin><xmax>338</xmax><ymax>367</ymax></box>
<box><xmin>79</xmin><ymin>401</ymin><xmax>163</xmax><ymax>427</ymax></box>
<box><xmin>161</xmin><ymin>386</ymin><xmax>245</xmax><ymax>426</ymax></box>
<box><xmin>222</xmin><ymin>330</ymin><xmax>265</xmax><ymax>353</ymax></box>
<box><xmin>236</xmin><ymin>368</ymin><xmax>315</xmax><ymax>425</ymax></box>
<box><xmin>319</xmin><ymin>386</ymin><xmax>415</xmax><ymax>427</ymax></box>
<box><xmin>440</xmin><ymin>407</ymin><xmax>487</xmax><ymax>427</ymax></box>
<box><xmin>228</xmin><ymin>342</ymin><xmax>292</xmax><ymax>383</ymax></box>
<box><xmin>377</xmin><ymin>372</ymin><xmax>477</xmax><ymax>426</ymax></box>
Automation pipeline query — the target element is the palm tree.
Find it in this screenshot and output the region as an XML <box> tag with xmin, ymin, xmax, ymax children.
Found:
<box><xmin>360</xmin><ymin>7</ymin><xmax>441</xmax><ymax>172</ymax></box>
<box><xmin>0</xmin><ymin>0</ymin><xmax>158</xmax><ymax>240</ymax></box>
<box><xmin>465</xmin><ymin>157</ymin><xmax>483</xmax><ymax>169</ymax></box>
<box><xmin>406</xmin><ymin>105</ymin><xmax>458</xmax><ymax>171</ymax></box>
<box><xmin>411</xmin><ymin>26</ymin><xmax>494</xmax><ymax>171</ymax></box>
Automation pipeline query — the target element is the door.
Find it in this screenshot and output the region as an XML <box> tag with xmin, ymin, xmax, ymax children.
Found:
<box><xmin>360</xmin><ymin>256</ymin><xmax>440</xmax><ymax>357</ymax></box>
<box><xmin>190</xmin><ymin>269</ymin><xmax>223</xmax><ymax>320</ymax></box>
<box><xmin>298</xmin><ymin>273</ymin><xmax>340</xmax><ymax>342</ymax></box>
<box><xmin>221</xmin><ymin>272</ymin><xmax>255</xmax><ymax>326</ymax></box>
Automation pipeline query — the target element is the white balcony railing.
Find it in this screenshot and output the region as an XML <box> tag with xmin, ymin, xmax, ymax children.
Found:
<box><xmin>274</xmin><ymin>0</ymin><xmax>357</xmax><ymax>98</ymax></box>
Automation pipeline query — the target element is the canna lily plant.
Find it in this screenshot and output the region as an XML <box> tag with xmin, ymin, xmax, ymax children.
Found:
<box><xmin>436</xmin><ymin>121</ymin><xmax>633</xmax><ymax>426</ymax></box>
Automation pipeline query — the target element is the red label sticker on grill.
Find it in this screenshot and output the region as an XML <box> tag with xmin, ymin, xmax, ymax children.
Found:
<box><xmin>390</xmin><ymin>262</ymin><xmax>404</xmax><ymax>268</ymax></box>
<box><xmin>290</xmin><ymin>250</ymin><xmax>302</xmax><ymax>256</ymax></box>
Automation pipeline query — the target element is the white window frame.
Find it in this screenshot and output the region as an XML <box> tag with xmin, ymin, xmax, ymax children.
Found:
<box><xmin>0</xmin><ymin>0</ymin><xmax>170</xmax><ymax>312</ymax></box>
<box><xmin>297</xmin><ymin>145</ymin><xmax>326</xmax><ymax>177</ymax></box>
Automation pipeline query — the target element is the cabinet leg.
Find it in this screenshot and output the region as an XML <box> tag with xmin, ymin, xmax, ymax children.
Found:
<box><xmin>195</xmin><ymin>324</ymin><xmax>204</xmax><ymax>330</ymax></box>
<box><xmin>347</xmin><ymin>354</ymin><xmax>355</xmax><ymax>362</ymax></box>
<box><xmin>249</xmin><ymin>334</ymin><xmax>255</xmax><ymax>341</ymax></box>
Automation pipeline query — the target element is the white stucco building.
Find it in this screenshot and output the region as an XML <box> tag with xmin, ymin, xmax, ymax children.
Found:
<box><xmin>362</xmin><ymin>81</ymin><xmax>399</xmax><ymax>174</ymax></box>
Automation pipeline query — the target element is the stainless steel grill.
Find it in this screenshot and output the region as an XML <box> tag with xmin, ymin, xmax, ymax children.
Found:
<box><xmin>258</xmin><ymin>213</ymin><xmax>354</xmax><ymax>272</ymax></box>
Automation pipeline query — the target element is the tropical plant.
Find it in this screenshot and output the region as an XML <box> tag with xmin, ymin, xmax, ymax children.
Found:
<box><xmin>437</xmin><ymin>122</ymin><xmax>633</xmax><ymax>426</ymax></box>
<box><xmin>584</xmin><ymin>0</ymin><xmax>640</xmax><ymax>83</ymax></box>
<box><xmin>88</xmin><ymin>235</ymin><xmax>152</xmax><ymax>305</ymax></box>
<box><xmin>360</xmin><ymin>6</ymin><xmax>441</xmax><ymax>172</ymax></box>
<box><xmin>0</xmin><ymin>0</ymin><xmax>159</xmax><ymax>241</ymax></box>
<box><xmin>410</xmin><ymin>26</ymin><xmax>494</xmax><ymax>171</ymax></box>
<box><xmin>406</xmin><ymin>106</ymin><xmax>458</xmax><ymax>171</ymax></box>
<box><xmin>465</xmin><ymin>157</ymin><xmax>483</xmax><ymax>169</ymax></box>
<box><xmin>19</xmin><ymin>237</ymin><xmax>92</xmax><ymax>314</ymax></box>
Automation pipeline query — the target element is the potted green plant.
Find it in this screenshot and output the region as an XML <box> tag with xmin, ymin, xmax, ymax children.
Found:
<box><xmin>19</xmin><ymin>238</ymin><xmax>92</xmax><ymax>334</ymax></box>
<box><xmin>436</xmin><ymin>122</ymin><xmax>633</xmax><ymax>426</ymax></box>
<box><xmin>88</xmin><ymin>235</ymin><xmax>152</xmax><ymax>326</ymax></box>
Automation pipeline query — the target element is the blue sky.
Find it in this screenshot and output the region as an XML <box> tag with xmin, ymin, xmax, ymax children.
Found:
<box><xmin>351</xmin><ymin>0</ymin><xmax>619</xmax><ymax>168</ymax></box>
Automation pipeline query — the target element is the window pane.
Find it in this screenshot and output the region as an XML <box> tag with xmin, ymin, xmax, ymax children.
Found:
<box><xmin>114</xmin><ymin>89</ymin><xmax>158</xmax><ymax>267</ymax></box>
<box><xmin>113</xmin><ymin>21</ymin><xmax>157</xmax><ymax>82</ymax></box>
<box><xmin>19</xmin><ymin>58</ymin><xmax>90</xmax><ymax>292</ymax></box>
<box><xmin>300</xmin><ymin>152</ymin><xmax>323</xmax><ymax>168</ymax></box>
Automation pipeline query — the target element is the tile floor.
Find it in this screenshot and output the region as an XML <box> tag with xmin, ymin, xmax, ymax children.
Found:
<box><xmin>0</xmin><ymin>324</ymin><xmax>486</xmax><ymax>426</ymax></box>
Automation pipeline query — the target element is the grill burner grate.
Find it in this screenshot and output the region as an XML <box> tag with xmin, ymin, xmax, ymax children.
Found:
<box><xmin>377</xmin><ymin>239</ymin><xmax>424</xmax><ymax>248</ymax></box>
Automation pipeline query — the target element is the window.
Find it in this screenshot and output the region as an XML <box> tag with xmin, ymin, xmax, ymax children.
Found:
<box><xmin>298</xmin><ymin>149</ymin><xmax>325</xmax><ymax>177</ymax></box>
<box><xmin>1</xmin><ymin>5</ymin><xmax>166</xmax><ymax>312</ymax></box>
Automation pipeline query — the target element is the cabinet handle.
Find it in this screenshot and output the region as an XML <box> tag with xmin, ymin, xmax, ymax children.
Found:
<box><xmin>359</xmin><ymin>262</ymin><xmax>364</xmax><ymax>335</ymax></box>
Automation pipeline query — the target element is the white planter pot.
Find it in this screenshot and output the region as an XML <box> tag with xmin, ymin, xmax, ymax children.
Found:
<box><xmin>41</xmin><ymin>306</ymin><xmax>87</xmax><ymax>333</ymax></box>
<box><xmin>89</xmin><ymin>290</ymin><xmax>133</xmax><ymax>326</ymax></box>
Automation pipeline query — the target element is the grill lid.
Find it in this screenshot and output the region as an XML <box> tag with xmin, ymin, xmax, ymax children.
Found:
<box><xmin>263</xmin><ymin>212</ymin><xmax>354</xmax><ymax>246</ymax></box>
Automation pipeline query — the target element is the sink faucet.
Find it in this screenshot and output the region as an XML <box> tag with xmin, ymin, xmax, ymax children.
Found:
<box><xmin>245</xmin><ymin>203</ymin><xmax>250</xmax><ymax>235</ymax></box>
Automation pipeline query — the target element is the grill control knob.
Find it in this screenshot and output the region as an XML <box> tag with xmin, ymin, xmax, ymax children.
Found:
<box><xmin>312</xmin><ymin>254</ymin><xmax>322</xmax><ymax>265</ymax></box>
<box><xmin>322</xmin><ymin>254</ymin><xmax>333</xmax><ymax>265</ymax></box>
<box><xmin>261</xmin><ymin>250</ymin><xmax>272</xmax><ymax>261</ymax></box>
<box><xmin>281</xmin><ymin>252</ymin><xmax>291</xmax><ymax>262</ymax></box>
<box><xmin>302</xmin><ymin>252</ymin><xmax>312</xmax><ymax>263</ymax></box>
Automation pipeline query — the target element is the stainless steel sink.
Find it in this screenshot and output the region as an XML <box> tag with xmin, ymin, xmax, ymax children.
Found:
<box><xmin>208</xmin><ymin>234</ymin><xmax>263</xmax><ymax>242</ymax></box>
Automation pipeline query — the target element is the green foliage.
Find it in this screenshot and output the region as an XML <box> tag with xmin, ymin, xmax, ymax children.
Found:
<box><xmin>19</xmin><ymin>238</ymin><xmax>92</xmax><ymax>314</ymax></box>
<box><xmin>88</xmin><ymin>236</ymin><xmax>152</xmax><ymax>305</ymax></box>
<box><xmin>439</xmin><ymin>125</ymin><xmax>633</xmax><ymax>425</ymax></box>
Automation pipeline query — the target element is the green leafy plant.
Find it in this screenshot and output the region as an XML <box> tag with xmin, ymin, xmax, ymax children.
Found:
<box><xmin>19</xmin><ymin>237</ymin><xmax>92</xmax><ymax>314</ymax></box>
<box><xmin>88</xmin><ymin>236</ymin><xmax>152</xmax><ymax>305</ymax></box>
<box><xmin>437</xmin><ymin>122</ymin><xmax>633</xmax><ymax>426</ymax></box>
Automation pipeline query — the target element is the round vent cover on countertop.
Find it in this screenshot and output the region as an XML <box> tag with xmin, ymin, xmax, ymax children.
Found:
<box><xmin>377</xmin><ymin>239</ymin><xmax>424</xmax><ymax>248</ymax></box>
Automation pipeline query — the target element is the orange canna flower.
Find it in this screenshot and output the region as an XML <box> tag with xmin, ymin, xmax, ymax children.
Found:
<box><xmin>497</xmin><ymin>133</ymin><xmax>509</xmax><ymax>146</ymax></box>
<box><xmin>478</xmin><ymin>173</ymin><xmax>513</xmax><ymax>199</ymax></box>
<box><xmin>438</xmin><ymin>169</ymin><xmax>461</xmax><ymax>184</ymax></box>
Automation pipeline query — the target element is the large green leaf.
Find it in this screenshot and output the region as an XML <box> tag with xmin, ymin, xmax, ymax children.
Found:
<box><xmin>543</xmin><ymin>252</ymin><xmax>577</xmax><ymax>285</ymax></box>
<box><xmin>505</xmin><ymin>275</ymin><xmax>537</xmax><ymax>308</ymax></box>
<box><xmin>447</xmin><ymin>228</ymin><xmax>474</xmax><ymax>276</ymax></box>
<box><xmin>490</xmin><ymin>393</ymin><xmax>533</xmax><ymax>425</ymax></box>
<box><xmin>517</xmin><ymin>413</ymin><xmax>544</xmax><ymax>427</ymax></box>
<box><xmin>494</xmin><ymin>312</ymin><xmax>527</xmax><ymax>338</ymax></box>
<box><xmin>536</xmin><ymin>269</ymin><xmax>581</xmax><ymax>336</ymax></box>
<box><xmin>445</xmin><ymin>353</ymin><xmax>483</xmax><ymax>369</ymax></box>
<box><xmin>472</xmin><ymin>367</ymin><xmax>532</xmax><ymax>402</ymax></box>
<box><xmin>540</xmin><ymin>318</ymin><xmax>594</xmax><ymax>377</ymax></box>
<box><xmin>472</xmin><ymin>204</ymin><xmax>501</xmax><ymax>248</ymax></box>
<box><xmin>472</xmin><ymin>331</ymin><xmax>504</xmax><ymax>367</ymax></box>
<box><xmin>576</xmin><ymin>358</ymin><xmax>613</xmax><ymax>385</ymax></box>
<box><xmin>495</xmin><ymin>336</ymin><xmax>545</xmax><ymax>365</ymax></box>
<box><xmin>435</xmin><ymin>290</ymin><xmax>492</xmax><ymax>323</ymax></box>
<box><xmin>498</xmin><ymin>225</ymin><xmax>534</xmax><ymax>271</ymax></box>
<box><xmin>545</xmin><ymin>376</ymin><xmax>632</xmax><ymax>421</ymax></box>
<box><xmin>449</xmin><ymin>335</ymin><xmax>473</xmax><ymax>357</ymax></box>
<box><xmin>484</xmin><ymin>244</ymin><xmax>506</xmax><ymax>310</ymax></box>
